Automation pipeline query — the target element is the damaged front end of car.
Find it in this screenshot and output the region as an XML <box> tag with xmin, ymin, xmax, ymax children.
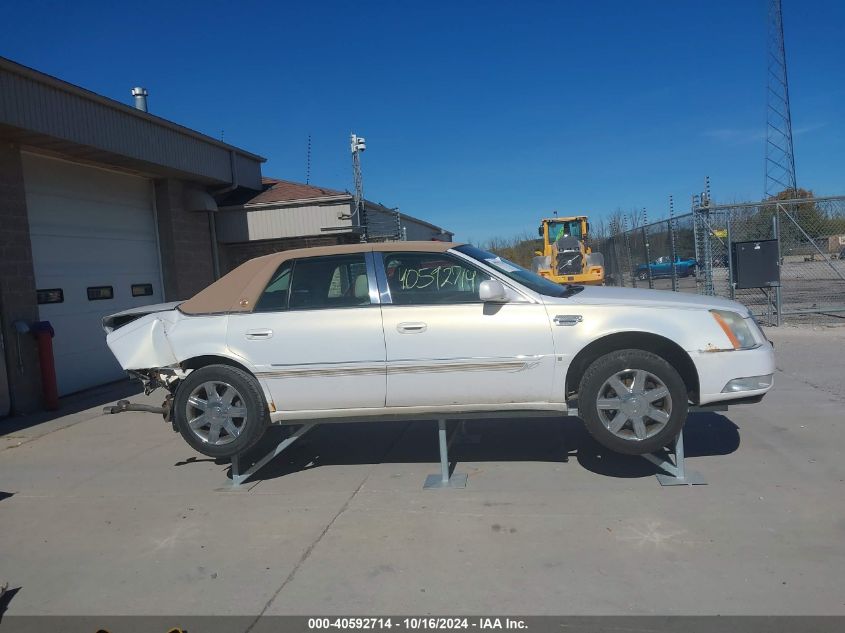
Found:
<box><xmin>101</xmin><ymin>303</ymin><xmax>187</xmax><ymax>426</ymax></box>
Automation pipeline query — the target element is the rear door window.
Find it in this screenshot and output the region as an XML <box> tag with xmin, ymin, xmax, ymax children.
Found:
<box><xmin>255</xmin><ymin>255</ymin><xmax>372</xmax><ymax>312</ymax></box>
<box><xmin>254</xmin><ymin>262</ymin><xmax>293</xmax><ymax>312</ymax></box>
<box><xmin>289</xmin><ymin>255</ymin><xmax>370</xmax><ymax>310</ymax></box>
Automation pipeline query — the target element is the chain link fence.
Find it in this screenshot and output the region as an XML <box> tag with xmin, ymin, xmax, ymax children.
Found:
<box><xmin>596</xmin><ymin>195</ymin><xmax>845</xmax><ymax>325</ymax></box>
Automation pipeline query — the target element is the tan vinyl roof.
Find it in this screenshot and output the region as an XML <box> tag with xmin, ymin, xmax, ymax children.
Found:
<box><xmin>180</xmin><ymin>241</ymin><xmax>462</xmax><ymax>314</ymax></box>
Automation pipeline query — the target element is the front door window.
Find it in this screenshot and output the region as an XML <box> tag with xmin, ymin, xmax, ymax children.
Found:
<box><xmin>381</xmin><ymin>252</ymin><xmax>491</xmax><ymax>305</ymax></box>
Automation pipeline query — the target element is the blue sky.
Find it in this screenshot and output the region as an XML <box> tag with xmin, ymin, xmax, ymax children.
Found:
<box><xmin>2</xmin><ymin>0</ymin><xmax>843</xmax><ymax>241</ymax></box>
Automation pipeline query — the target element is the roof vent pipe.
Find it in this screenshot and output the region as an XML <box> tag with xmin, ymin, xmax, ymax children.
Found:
<box><xmin>131</xmin><ymin>87</ymin><xmax>148</xmax><ymax>112</ymax></box>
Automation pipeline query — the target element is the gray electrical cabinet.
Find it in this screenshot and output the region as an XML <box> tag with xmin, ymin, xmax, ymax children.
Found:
<box><xmin>731</xmin><ymin>239</ymin><xmax>780</xmax><ymax>289</ymax></box>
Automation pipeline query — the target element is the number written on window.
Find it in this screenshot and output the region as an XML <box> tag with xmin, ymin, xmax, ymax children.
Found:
<box><xmin>383</xmin><ymin>252</ymin><xmax>490</xmax><ymax>305</ymax></box>
<box><xmin>397</xmin><ymin>265</ymin><xmax>477</xmax><ymax>292</ymax></box>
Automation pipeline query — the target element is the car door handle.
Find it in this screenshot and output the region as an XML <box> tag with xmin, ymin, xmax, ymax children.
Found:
<box><xmin>245</xmin><ymin>328</ymin><xmax>273</xmax><ymax>340</ymax></box>
<box><xmin>553</xmin><ymin>315</ymin><xmax>582</xmax><ymax>326</ymax></box>
<box><xmin>397</xmin><ymin>322</ymin><xmax>427</xmax><ymax>334</ymax></box>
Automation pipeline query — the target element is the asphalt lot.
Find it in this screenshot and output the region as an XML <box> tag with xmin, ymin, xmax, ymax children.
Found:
<box><xmin>1</xmin><ymin>326</ymin><xmax>843</xmax><ymax>616</ymax></box>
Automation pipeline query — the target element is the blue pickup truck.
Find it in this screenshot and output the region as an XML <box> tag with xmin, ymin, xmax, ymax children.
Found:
<box><xmin>635</xmin><ymin>256</ymin><xmax>698</xmax><ymax>280</ymax></box>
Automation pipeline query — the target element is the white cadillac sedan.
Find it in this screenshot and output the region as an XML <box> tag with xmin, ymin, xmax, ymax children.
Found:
<box><xmin>103</xmin><ymin>242</ymin><xmax>775</xmax><ymax>458</ymax></box>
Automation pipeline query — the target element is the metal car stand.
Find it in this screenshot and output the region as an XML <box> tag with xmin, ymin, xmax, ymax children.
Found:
<box><xmin>420</xmin><ymin>415</ymin><xmax>710</xmax><ymax>489</ymax></box>
<box><xmin>227</xmin><ymin>422</ymin><xmax>317</xmax><ymax>488</ymax></box>
<box><xmin>639</xmin><ymin>403</ymin><xmax>729</xmax><ymax>485</ymax></box>
<box><xmin>226</xmin><ymin>417</ymin><xmax>474</xmax><ymax>490</ymax></box>
<box><xmin>641</xmin><ymin>428</ymin><xmax>705</xmax><ymax>486</ymax></box>
<box><xmin>221</xmin><ymin>406</ymin><xmax>716</xmax><ymax>489</ymax></box>
<box><xmin>565</xmin><ymin>401</ymin><xmax>712</xmax><ymax>487</ymax></box>
<box><xmin>423</xmin><ymin>419</ymin><xmax>469</xmax><ymax>489</ymax></box>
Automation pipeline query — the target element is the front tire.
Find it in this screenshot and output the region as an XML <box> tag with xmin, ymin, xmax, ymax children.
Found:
<box><xmin>578</xmin><ymin>349</ymin><xmax>688</xmax><ymax>455</ymax></box>
<box><xmin>173</xmin><ymin>364</ymin><xmax>270</xmax><ymax>458</ymax></box>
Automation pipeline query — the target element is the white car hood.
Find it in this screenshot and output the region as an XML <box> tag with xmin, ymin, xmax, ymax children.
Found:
<box><xmin>546</xmin><ymin>285</ymin><xmax>750</xmax><ymax>315</ymax></box>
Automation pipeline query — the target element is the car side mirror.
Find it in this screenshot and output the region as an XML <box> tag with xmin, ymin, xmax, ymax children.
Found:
<box><xmin>479</xmin><ymin>279</ymin><xmax>508</xmax><ymax>303</ymax></box>
<box><xmin>538</xmin><ymin>226</ymin><xmax>543</xmax><ymax>237</ymax></box>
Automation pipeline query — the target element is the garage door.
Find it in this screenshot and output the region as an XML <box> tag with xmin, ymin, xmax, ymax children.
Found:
<box><xmin>23</xmin><ymin>153</ymin><xmax>164</xmax><ymax>396</ymax></box>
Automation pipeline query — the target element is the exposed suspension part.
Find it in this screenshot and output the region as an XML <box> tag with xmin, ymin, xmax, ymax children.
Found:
<box><xmin>103</xmin><ymin>368</ymin><xmax>182</xmax><ymax>424</ymax></box>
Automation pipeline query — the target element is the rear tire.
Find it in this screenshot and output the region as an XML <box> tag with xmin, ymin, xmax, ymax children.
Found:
<box><xmin>173</xmin><ymin>364</ymin><xmax>270</xmax><ymax>458</ymax></box>
<box><xmin>578</xmin><ymin>349</ymin><xmax>688</xmax><ymax>455</ymax></box>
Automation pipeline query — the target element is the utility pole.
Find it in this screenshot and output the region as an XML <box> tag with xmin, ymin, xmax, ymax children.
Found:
<box><xmin>765</xmin><ymin>0</ymin><xmax>798</xmax><ymax>198</ymax></box>
<box><xmin>668</xmin><ymin>195</ymin><xmax>678</xmax><ymax>292</ymax></box>
<box><xmin>350</xmin><ymin>133</ymin><xmax>367</xmax><ymax>241</ymax></box>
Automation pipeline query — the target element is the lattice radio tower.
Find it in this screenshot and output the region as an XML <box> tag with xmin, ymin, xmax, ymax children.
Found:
<box><xmin>765</xmin><ymin>0</ymin><xmax>797</xmax><ymax>198</ymax></box>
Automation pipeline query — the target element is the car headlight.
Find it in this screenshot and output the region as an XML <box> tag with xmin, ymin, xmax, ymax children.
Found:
<box><xmin>710</xmin><ymin>310</ymin><xmax>758</xmax><ymax>350</ymax></box>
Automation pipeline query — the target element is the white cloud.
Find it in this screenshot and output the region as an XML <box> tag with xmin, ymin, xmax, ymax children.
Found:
<box><xmin>702</xmin><ymin>128</ymin><xmax>766</xmax><ymax>144</ymax></box>
<box><xmin>703</xmin><ymin>122</ymin><xmax>826</xmax><ymax>145</ymax></box>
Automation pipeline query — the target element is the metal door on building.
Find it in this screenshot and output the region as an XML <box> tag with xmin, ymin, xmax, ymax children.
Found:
<box><xmin>22</xmin><ymin>152</ymin><xmax>164</xmax><ymax>396</ymax></box>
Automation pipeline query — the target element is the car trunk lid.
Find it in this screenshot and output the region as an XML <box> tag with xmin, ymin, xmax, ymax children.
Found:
<box><xmin>102</xmin><ymin>301</ymin><xmax>183</xmax><ymax>333</ymax></box>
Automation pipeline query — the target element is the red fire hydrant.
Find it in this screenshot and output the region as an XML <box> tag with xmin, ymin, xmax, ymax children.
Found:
<box><xmin>31</xmin><ymin>321</ymin><xmax>58</xmax><ymax>411</ymax></box>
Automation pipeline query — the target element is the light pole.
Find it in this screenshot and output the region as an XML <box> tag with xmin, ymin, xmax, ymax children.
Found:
<box><xmin>350</xmin><ymin>133</ymin><xmax>367</xmax><ymax>241</ymax></box>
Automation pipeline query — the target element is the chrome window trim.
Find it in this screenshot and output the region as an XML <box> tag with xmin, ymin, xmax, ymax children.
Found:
<box><xmin>373</xmin><ymin>251</ymin><xmax>393</xmax><ymax>305</ymax></box>
<box><xmin>364</xmin><ymin>251</ymin><xmax>383</xmax><ymax>305</ymax></box>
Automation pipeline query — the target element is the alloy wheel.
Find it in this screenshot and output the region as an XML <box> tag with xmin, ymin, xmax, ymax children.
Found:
<box><xmin>595</xmin><ymin>368</ymin><xmax>673</xmax><ymax>442</ymax></box>
<box><xmin>185</xmin><ymin>381</ymin><xmax>248</xmax><ymax>445</ymax></box>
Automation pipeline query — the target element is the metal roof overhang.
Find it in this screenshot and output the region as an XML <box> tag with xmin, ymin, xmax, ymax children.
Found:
<box><xmin>0</xmin><ymin>122</ymin><xmax>239</xmax><ymax>186</ymax></box>
<box><xmin>0</xmin><ymin>57</ymin><xmax>265</xmax><ymax>187</ymax></box>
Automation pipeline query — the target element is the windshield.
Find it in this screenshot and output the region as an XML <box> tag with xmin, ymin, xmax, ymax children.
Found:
<box><xmin>455</xmin><ymin>245</ymin><xmax>581</xmax><ymax>298</ymax></box>
<box><xmin>548</xmin><ymin>220</ymin><xmax>582</xmax><ymax>241</ymax></box>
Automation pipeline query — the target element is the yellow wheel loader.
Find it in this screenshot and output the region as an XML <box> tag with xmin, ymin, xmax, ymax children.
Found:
<box><xmin>532</xmin><ymin>215</ymin><xmax>605</xmax><ymax>285</ymax></box>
